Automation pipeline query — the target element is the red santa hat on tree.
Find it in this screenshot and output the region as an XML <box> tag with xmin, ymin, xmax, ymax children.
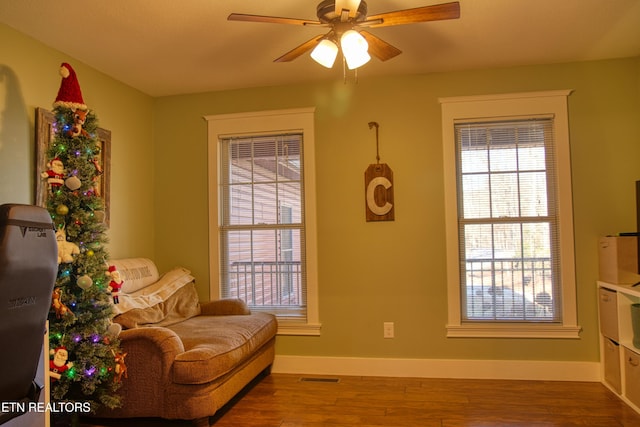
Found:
<box><xmin>53</xmin><ymin>62</ymin><xmax>87</xmax><ymax>110</ymax></box>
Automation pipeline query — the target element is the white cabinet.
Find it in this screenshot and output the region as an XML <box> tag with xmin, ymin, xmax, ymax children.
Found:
<box><xmin>598</xmin><ymin>281</ymin><xmax>640</xmax><ymax>412</ymax></box>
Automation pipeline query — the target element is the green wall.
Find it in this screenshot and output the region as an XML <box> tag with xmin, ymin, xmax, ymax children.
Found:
<box><xmin>2</xmin><ymin>22</ymin><xmax>640</xmax><ymax>364</ymax></box>
<box><xmin>0</xmin><ymin>24</ymin><xmax>155</xmax><ymax>259</ymax></box>
<box><xmin>154</xmin><ymin>58</ymin><xmax>640</xmax><ymax>362</ymax></box>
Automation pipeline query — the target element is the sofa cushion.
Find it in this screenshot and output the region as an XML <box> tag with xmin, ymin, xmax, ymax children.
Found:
<box><xmin>111</xmin><ymin>258</ymin><xmax>160</xmax><ymax>293</ymax></box>
<box><xmin>168</xmin><ymin>312</ymin><xmax>277</xmax><ymax>385</ymax></box>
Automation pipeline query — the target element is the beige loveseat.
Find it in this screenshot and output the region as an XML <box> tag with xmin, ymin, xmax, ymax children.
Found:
<box><xmin>96</xmin><ymin>258</ymin><xmax>277</xmax><ymax>423</ymax></box>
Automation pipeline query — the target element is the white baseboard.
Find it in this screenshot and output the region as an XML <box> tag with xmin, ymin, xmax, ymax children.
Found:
<box><xmin>272</xmin><ymin>355</ymin><xmax>601</xmax><ymax>382</ymax></box>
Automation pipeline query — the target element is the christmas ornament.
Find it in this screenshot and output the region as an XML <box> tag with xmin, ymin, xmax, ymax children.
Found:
<box><xmin>93</xmin><ymin>211</ymin><xmax>106</xmax><ymax>224</ymax></box>
<box><xmin>77</xmin><ymin>274</ymin><xmax>93</xmax><ymax>290</ymax></box>
<box><xmin>106</xmin><ymin>265</ymin><xmax>124</xmax><ymax>304</ymax></box>
<box><xmin>49</xmin><ymin>346</ymin><xmax>73</xmax><ymax>381</ymax></box>
<box><xmin>90</xmin><ymin>155</ymin><xmax>104</xmax><ymax>197</ymax></box>
<box><xmin>112</xmin><ymin>350</ymin><xmax>128</xmax><ymax>383</ymax></box>
<box><xmin>53</xmin><ymin>63</ymin><xmax>87</xmax><ymax>110</ymax></box>
<box><xmin>90</xmin><ymin>156</ymin><xmax>103</xmax><ymax>174</ymax></box>
<box><xmin>40</xmin><ymin>157</ymin><xmax>65</xmax><ymax>193</ymax></box>
<box><xmin>51</xmin><ymin>288</ymin><xmax>73</xmax><ymax>319</ymax></box>
<box><xmin>55</xmin><ymin>227</ymin><xmax>80</xmax><ymax>263</ymax></box>
<box><xmin>55</xmin><ymin>204</ymin><xmax>69</xmax><ymax>216</ymax></box>
<box><xmin>106</xmin><ymin>322</ymin><xmax>122</xmax><ymax>341</ymax></box>
<box><xmin>65</xmin><ymin>175</ymin><xmax>81</xmax><ymax>191</ymax></box>
<box><xmin>66</xmin><ymin>109</ymin><xmax>90</xmax><ymax>138</ymax></box>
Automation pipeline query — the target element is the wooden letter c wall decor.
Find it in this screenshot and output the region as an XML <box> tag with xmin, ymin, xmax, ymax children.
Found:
<box><xmin>364</xmin><ymin>163</ymin><xmax>394</xmax><ymax>222</ymax></box>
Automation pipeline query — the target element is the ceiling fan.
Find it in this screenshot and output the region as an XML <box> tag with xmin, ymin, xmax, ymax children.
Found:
<box><xmin>228</xmin><ymin>0</ymin><xmax>460</xmax><ymax>70</ymax></box>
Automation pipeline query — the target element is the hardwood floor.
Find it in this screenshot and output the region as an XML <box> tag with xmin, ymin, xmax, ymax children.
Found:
<box><xmin>82</xmin><ymin>373</ymin><xmax>640</xmax><ymax>426</ymax></box>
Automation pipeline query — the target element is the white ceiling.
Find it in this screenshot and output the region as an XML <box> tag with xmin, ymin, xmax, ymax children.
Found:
<box><xmin>2</xmin><ymin>0</ymin><xmax>639</xmax><ymax>97</ymax></box>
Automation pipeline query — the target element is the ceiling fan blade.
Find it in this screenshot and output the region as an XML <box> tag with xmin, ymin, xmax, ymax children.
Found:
<box><xmin>228</xmin><ymin>13</ymin><xmax>321</xmax><ymax>26</ymax></box>
<box><xmin>335</xmin><ymin>0</ymin><xmax>361</xmax><ymax>19</ymax></box>
<box><xmin>365</xmin><ymin>1</ymin><xmax>460</xmax><ymax>27</ymax></box>
<box><xmin>360</xmin><ymin>31</ymin><xmax>402</xmax><ymax>62</ymax></box>
<box><xmin>274</xmin><ymin>34</ymin><xmax>325</xmax><ymax>62</ymax></box>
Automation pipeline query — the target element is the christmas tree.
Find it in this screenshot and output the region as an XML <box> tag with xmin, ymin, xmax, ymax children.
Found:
<box><xmin>43</xmin><ymin>63</ymin><xmax>123</xmax><ymax>411</ymax></box>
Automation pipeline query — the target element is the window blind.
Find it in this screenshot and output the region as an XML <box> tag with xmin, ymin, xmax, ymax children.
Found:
<box><xmin>219</xmin><ymin>133</ymin><xmax>307</xmax><ymax>320</ymax></box>
<box><xmin>454</xmin><ymin>117</ymin><xmax>561</xmax><ymax>322</ymax></box>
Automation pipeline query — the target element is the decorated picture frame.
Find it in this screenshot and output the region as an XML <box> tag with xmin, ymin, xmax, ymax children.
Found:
<box><xmin>35</xmin><ymin>107</ymin><xmax>111</xmax><ymax>226</ymax></box>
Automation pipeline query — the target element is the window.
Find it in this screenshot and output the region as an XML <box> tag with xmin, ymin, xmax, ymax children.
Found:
<box><xmin>457</xmin><ymin>118</ymin><xmax>557</xmax><ymax>322</ymax></box>
<box><xmin>440</xmin><ymin>91</ymin><xmax>581</xmax><ymax>338</ymax></box>
<box><xmin>206</xmin><ymin>108</ymin><xmax>320</xmax><ymax>336</ymax></box>
<box><xmin>219</xmin><ymin>134</ymin><xmax>303</xmax><ymax>311</ymax></box>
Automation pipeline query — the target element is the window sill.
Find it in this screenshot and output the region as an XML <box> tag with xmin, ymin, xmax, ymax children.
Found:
<box><xmin>277</xmin><ymin>320</ymin><xmax>322</xmax><ymax>336</ymax></box>
<box><xmin>446</xmin><ymin>323</ymin><xmax>582</xmax><ymax>339</ymax></box>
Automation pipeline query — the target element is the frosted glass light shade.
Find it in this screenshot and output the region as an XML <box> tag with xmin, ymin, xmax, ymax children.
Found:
<box><xmin>311</xmin><ymin>39</ymin><xmax>339</xmax><ymax>68</ymax></box>
<box><xmin>340</xmin><ymin>30</ymin><xmax>370</xmax><ymax>69</ymax></box>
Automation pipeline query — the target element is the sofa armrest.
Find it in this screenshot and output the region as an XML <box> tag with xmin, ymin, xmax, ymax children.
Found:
<box><xmin>199</xmin><ymin>298</ymin><xmax>251</xmax><ymax>316</ymax></box>
<box><xmin>120</xmin><ymin>326</ymin><xmax>185</xmax><ymax>350</ymax></box>
<box><xmin>101</xmin><ymin>327</ymin><xmax>185</xmax><ymax>418</ymax></box>
<box><xmin>119</xmin><ymin>326</ymin><xmax>185</xmax><ymax>378</ymax></box>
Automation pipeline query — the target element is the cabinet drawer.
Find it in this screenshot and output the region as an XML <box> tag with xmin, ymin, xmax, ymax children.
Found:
<box><xmin>604</xmin><ymin>338</ymin><xmax>621</xmax><ymax>393</ymax></box>
<box><xmin>624</xmin><ymin>348</ymin><xmax>640</xmax><ymax>407</ymax></box>
<box><xmin>599</xmin><ymin>288</ymin><xmax>619</xmax><ymax>341</ymax></box>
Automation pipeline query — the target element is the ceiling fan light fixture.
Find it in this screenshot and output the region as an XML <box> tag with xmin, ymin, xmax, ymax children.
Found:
<box><xmin>344</xmin><ymin>49</ymin><xmax>371</xmax><ymax>70</ymax></box>
<box><xmin>229</xmin><ymin>1</ymin><xmax>461</xmax><ymax>70</ymax></box>
<box><xmin>311</xmin><ymin>39</ymin><xmax>339</xmax><ymax>68</ymax></box>
<box><xmin>341</xmin><ymin>30</ymin><xmax>370</xmax><ymax>69</ymax></box>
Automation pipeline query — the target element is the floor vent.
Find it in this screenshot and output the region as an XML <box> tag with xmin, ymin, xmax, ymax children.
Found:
<box><xmin>299</xmin><ymin>377</ymin><xmax>340</xmax><ymax>383</ymax></box>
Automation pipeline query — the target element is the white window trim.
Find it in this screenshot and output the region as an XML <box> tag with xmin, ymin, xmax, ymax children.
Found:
<box><xmin>205</xmin><ymin>108</ymin><xmax>321</xmax><ymax>336</ymax></box>
<box><xmin>439</xmin><ymin>91</ymin><xmax>581</xmax><ymax>339</ymax></box>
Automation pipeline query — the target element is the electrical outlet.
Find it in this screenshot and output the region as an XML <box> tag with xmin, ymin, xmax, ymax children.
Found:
<box><xmin>383</xmin><ymin>322</ymin><xmax>394</xmax><ymax>339</ymax></box>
